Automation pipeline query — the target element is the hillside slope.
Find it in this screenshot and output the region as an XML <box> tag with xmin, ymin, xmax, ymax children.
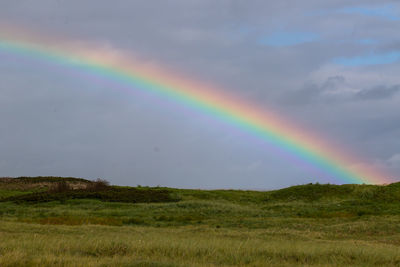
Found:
<box><xmin>1</xmin><ymin>177</ymin><xmax>400</xmax><ymax>266</ymax></box>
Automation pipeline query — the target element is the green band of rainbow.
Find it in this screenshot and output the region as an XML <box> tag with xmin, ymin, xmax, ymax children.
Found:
<box><xmin>0</xmin><ymin>26</ymin><xmax>394</xmax><ymax>184</ymax></box>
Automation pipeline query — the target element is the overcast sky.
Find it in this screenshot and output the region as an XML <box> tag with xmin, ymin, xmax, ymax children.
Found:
<box><xmin>0</xmin><ymin>0</ymin><xmax>399</xmax><ymax>189</ymax></box>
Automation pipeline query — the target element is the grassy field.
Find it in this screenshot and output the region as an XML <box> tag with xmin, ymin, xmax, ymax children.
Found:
<box><xmin>1</xmin><ymin>177</ymin><xmax>400</xmax><ymax>266</ymax></box>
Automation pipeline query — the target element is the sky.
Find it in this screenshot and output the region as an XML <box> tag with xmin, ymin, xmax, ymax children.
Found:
<box><xmin>0</xmin><ymin>0</ymin><xmax>400</xmax><ymax>189</ymax></box>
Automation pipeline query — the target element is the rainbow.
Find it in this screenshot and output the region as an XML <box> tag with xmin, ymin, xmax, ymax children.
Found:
<box><xmin>0</xmin><ymin>25</ymin><xmax>395</xmax><ymax>184</ymax></box>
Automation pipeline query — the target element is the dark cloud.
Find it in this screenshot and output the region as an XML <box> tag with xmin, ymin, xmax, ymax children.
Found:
<box><xmin>283</xmin><ymin>75</ymin><xmax>400</xmax><ymax>105</ymax></box>
<box><xmin>282</xmin><ymin>76</ymin><xmax>347</xmax><ymax>105</ymax></box>
<box><xmin>354</xmin><ymin>85</ymin><xmax>400</xmax><ymax>100</ymax></box>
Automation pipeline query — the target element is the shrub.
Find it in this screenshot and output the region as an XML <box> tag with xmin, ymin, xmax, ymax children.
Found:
<box><xmin>49</xmin><ymin>181</ymin><xmax>71</xmax><ymax>193</ymax></box>
<box><xmin>86</xmin><ymin>179</ymin><xmax>110</xmax><ymax>191</ymax></box>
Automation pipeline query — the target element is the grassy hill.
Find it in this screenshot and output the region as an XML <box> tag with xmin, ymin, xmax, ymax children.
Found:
<box><xmin>1</xmin><ymin>177</ymin><xmax>400</xmax><ymax>266</ymax></box>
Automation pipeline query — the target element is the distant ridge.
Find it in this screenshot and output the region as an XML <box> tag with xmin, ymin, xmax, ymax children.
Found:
<box><xmin>1</xmin><ymin>176</ymin><xmax>400</xmax><ymax>203</ymax></box>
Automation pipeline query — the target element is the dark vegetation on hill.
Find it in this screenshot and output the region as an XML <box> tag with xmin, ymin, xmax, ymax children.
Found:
<box><xmin>266</xmin><ymin>182</ymin><xmax>400</xmax><ymax>202</ymax></box>
<box><xmin>0</xmin><ymin>177</ymin><xmax>179</xmax><ymax>204</ymax></box>
<box><xmin>0</xmin><ymin>176</ymin><xmax>91</xmax><ymax>184</ymax></box>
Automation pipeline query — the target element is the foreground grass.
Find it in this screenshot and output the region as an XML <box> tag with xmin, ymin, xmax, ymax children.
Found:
<box><xmin>1</xmin><ymin>177</ymin><xmax>400</xmax><ymax>266</ymax></box>
<box><xmin>2</xmin><ymin>221</ymin><xmax>400</xmax><ymax>267</ymax></box>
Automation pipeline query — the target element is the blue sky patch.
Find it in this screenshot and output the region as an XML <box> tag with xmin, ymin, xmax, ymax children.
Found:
<box><xmin>338</xmin><ymin>5</ymin><xmax>400</xmax><ymax>20</ymax></box>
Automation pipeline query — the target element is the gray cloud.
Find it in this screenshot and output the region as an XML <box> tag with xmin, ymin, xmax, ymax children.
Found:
<box><xmin>283</xmin><ymin>73</ymin><xmax>400</xmax><ymax>105</ymax></box>
<box><xmin>354</xmin><ymin>85</ymin><xmax>400</xmax><ymax>100</ymax></box>
<box><xmin>282</xmin><ymin>76</ymin><xmax>347</xmax><ymax>105</ymax></box>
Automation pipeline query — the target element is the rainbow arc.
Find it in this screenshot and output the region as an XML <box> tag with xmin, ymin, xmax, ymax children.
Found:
<box><xmin>0</xmin><ymin>26</ymin><xmax>394</xmax><ymax>184</ymax></box>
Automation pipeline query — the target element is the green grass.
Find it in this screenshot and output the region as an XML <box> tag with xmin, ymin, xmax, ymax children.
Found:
<box><xmin>2</xmin><ymin>187</ymin><xmax>179</xmax><ymax>204</ymax></box>
<box><xmin>1</xmin><ymin>177</ymin><xmax>400</xmax><ymax>266</ymax></box>
<box><xmin>0</xmin><ymin>189</ymin><xmax>34</xmax><ymax>199</ymax></box>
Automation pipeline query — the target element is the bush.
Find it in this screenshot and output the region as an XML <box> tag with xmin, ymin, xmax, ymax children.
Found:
<box><xmin>49</xmin><ymin>181</ymin><xmax>71</xmax><ymax>193</ymax></box>
<box><xmin>86</xmin><ymin>179</ymin><xmax>110</xmax><ymax>191</ymax></box>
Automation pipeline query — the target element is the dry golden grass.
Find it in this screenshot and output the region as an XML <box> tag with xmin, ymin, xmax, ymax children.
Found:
<box><xmin>1</xmin><ymin>221</ymin><xmax>400</xmax><ymax>267</ymax></box>
<box><xmin>0</xmin><ymin>177</ymin><xmax>90</xmax><ymax>191</ymax></box>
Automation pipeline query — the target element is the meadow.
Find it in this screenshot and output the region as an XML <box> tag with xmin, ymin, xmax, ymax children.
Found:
<box><xmin>1</xmin><ymin>177</ymin><xmax>400</xmax><ymax>266</ymax></box>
